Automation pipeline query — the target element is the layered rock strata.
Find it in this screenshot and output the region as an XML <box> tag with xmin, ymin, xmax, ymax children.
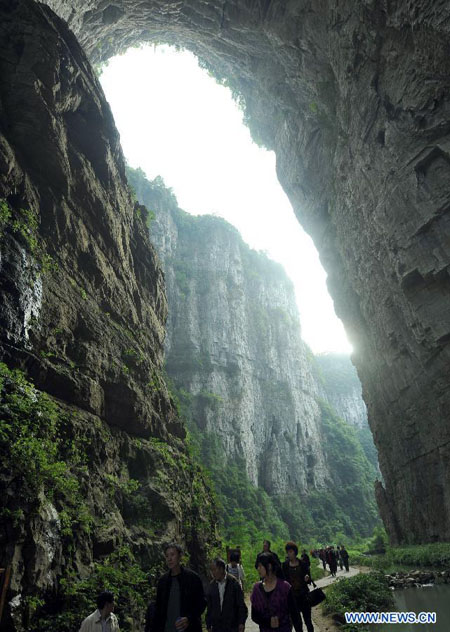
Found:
<box><xmin>131</xmin><ymin>172</ymin><xmax>329</xmax><ymax>495</ymax></box>
<box><xmin>0</xmin><ymin>3</ymin><xmax>217</xmax><ymax>630</ymax></box>
<box><xmin>43</xmin><ymin>0</ymin><xmax>450</xmax><ymax>544</ymax></box>
<box><xmin>127</xmin><ymin>168</ymin><xmax>379</xmax><ymax>539</ymax></box>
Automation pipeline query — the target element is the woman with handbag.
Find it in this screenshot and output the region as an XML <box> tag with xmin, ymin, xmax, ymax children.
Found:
<box><xmin>250</xmin><ymin>553</ymin><xmax>303</xmax><ymax>632</ymax></box>
<box><xmin>281</xmin><ymin>542</ymin><xmax>314</xmax><ymax>632</ymax></box>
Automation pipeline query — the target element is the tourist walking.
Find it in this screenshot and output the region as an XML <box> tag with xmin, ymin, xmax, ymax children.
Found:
<box><xmin>300</xmin><ymin>550</ymin><xmax>311</xmax><ymax>574</ymax></box>
<box><xmin>251</xmin><ymin>552</ymin><xmax>303</xmax><ymax>632</ymax></box>
<box><xmin>79</xmin><ymin>591</ymin><xmax>119</xmax><ymax>631</ymax></box>
<box><xmin>336</xmin><ymin>547</ymin><xmax>344</xmax><ymax>571</ymax></box>
<box><xmin>340</xmin><ymin>546</ymin><xmax>350</xmax><ymax>572</ymax></box>
<box><xmin>206</xmin><ymin>558</ymin><xmax>248</xmax><ymax>632</ymax></box>
<box><xmin>282</xmin><ymin>542</ymin><xmax>314</xmax><ymax>632</ymax></box>
<box><xmin>226</xmin><ymin>551</ymin><xmax>245</xmax><ymax>591</ymax></box>
<box><xmin>326</xmin><ymin>547</ymin><xmax>337</xmax><ymax>578</ymax></box>
<box><xmin>148</xmin><ymin>543</ymin><xmax>206</xmax><ymax>632</ymax></box>
<box><xmin>254</xmin><ymin>540</ymin><xmax>281</xmax><ymax>569</ymax></box>
<box><xmin>319</xmin><ymin>549</ymin><xmax>327</xmax><ymax>571</ymax></box>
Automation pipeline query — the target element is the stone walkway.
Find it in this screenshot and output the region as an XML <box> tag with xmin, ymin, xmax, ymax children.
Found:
<box><xmin>245</xmin><ymin>565</ymin><xmax>362</xmax><ymax>632</ymax></box>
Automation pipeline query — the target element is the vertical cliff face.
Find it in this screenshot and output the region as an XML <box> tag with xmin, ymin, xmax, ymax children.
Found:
<box><xmin>127</xmin><ymin>168</ymin><xmax>379</xmax><ymax>540</ymax></box>
<box><xmin>135</xmin><ymin>174</ymin><xmax>328</xmax><ymax>496</ymax></box>
<box><xmin>316</xmin><ymin>354</ymin><xmax>368</xmax><ymax>430</ymax></box>
<box><xmin>0</xmin><ymin>4</ymin><xmax>217</xmax><ymax>631</ymax></box>
<box><xmin>316</xmin><ymin>353</ymin><xmax>379</xmax><ymax>473</ymax></box>
<box><xmin>43</xmin><ymin>0</ymin><xmax>450</xmax><ymax>545</ymax></box>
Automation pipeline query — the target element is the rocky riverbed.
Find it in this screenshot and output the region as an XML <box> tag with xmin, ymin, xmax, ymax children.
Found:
<box><xmin>386</xmin><ymin>570</ymin><xmax>450</xmax><ymax>589</ymax></box>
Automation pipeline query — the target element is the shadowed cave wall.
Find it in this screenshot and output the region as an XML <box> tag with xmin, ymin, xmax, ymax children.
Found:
<box><xmin>0</xmin><ymin>2</ymin><xmax>218</xmax><ymax>629</ymax></box>
<box><xmin>42</xmin><ymin>0</ymin><xmax>450</xmax><ymax>544</ymax></box>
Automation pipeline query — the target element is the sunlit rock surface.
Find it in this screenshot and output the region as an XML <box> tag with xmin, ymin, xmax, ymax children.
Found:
<box><xmin>130</xmin><ymin>174</ymin><xmax>329</xmax><ymax>496</ymax></box>
<box><xmin>0</xmin><ymin>3</ymin><xmax>217</xmax><ymax>629</ymax></box>
<box><xmin>127</xmin><ymin>168</ymin><xmax>379</xmax><ymax>542</ymax></box>
<box><xmin>43</xmin><ymin>0</ymin><xmax>450</xmax><ymax>545</ymax></box>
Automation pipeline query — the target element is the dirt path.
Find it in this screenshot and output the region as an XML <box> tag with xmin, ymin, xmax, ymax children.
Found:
<box><xmin>245</xmin><ymin>565</ymin><xmax>365</xmax><ymax>632</ymax></box>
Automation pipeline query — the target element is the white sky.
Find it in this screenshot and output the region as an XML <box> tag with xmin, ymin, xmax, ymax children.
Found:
<box><xmin>100</xmin><ymin>45</ymin><xmax>352</xmax><ymax>354</ymax></box>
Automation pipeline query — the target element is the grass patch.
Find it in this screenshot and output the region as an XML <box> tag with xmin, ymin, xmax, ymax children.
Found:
<box><xmin>350</xmin><ymin>541</ymin><xmax>450</xmax><ymax>571</ymax></box>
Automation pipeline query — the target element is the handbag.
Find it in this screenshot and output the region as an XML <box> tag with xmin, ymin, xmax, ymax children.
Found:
<box><xmin>307</xmin><ymin>580</ymin><xmax>326</xmax><ymax>607</ymax></box>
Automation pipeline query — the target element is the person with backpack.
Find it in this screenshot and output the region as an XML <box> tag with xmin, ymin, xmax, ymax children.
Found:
<box><xmin>226</xmin><ymin>551</ymin><xmax>245</xmax><ymax>591</ymax></box>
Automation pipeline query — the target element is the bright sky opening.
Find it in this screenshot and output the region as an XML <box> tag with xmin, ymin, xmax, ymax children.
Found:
<box><xmin>100</xmin><ymin>45</ymin><xmax>352</xmax><ymax>354</ymax></box>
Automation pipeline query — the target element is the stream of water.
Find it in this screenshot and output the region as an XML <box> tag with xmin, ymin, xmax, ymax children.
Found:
<box><xmin>369</xmin><ymin>583</ymin><xmax>450</xmax><ymax>631</ymax></box>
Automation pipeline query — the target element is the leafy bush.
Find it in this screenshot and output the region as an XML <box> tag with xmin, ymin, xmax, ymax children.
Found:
<box><xmin>322</xmin><ymin>572</ymin><xmax>393</xmax><ymax>617</ymax></box>
<box><xmin>32</xmin><ymin>546</ymin><xmax>156</xmax><ymax>632</ymax></box>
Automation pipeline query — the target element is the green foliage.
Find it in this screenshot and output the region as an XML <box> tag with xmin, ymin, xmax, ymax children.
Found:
<box><xmin>370</xmin><ymin>525</ymin><xmax>388</xmax><ymax>553</ymax></box>
<box><xmin>0</xmin><ymin>364</ymin><xmax>217</xmax><ymax>629</ymax></box>
<box><xmin>389</xmin><ymin>542</ymin><xmax>450</xmax><ymax>567</ymax></box>
<box><xmin>350</xmin><ymin>541</ymin><xmax>450</xmax><ymax>571</ymax></box>
<box><xmin>317</xmin><ymin>400</ymin><xmax>380</xmax><ymax>538</ymax></box>
<box><xmin>274</xmin><ymin>403</ymin><xmax>379</xmax><ymax>543</ymax></box>
<box><xmin>0</xmin><ymin>198</ymin><xmax>58</xmax><ymax>273</ymax></box>
<box><xmin>0</xmin><ymin>363</ymin><xmax>92</xmax><ymax>536</ymax></box>
<box><xmin>356</xmin><ymin>425</ymin><xmax>379</xmax><ymax>471</ymax></box>
<box><xmin>322</xmin><ymin>572</ymin><xmax>394</xmax><ymax>621</ymax></box>
<box><xmin>32</xmin><ymin>546</ymin><xmax>154</xmax><ymax>632</ymax></box>
<box><xmin>0</xmin><ymin>198</ymin><xmax>12</xmax><ymax>234</ymax></box>
<box><xmin>314</xmin><ymin>353</ymin><xmax>360</xmax><ymax>394</ymax></box>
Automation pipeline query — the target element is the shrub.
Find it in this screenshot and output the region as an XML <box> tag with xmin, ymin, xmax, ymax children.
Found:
<box><xmin>32</xmin><ymin>546</ymin><xmax>156</xmax><ymax>632</ymax></box>
<box><xmin>322</xmin><ymin>572</ymin><xmax>393</xmax><ymax>617</ymax></box>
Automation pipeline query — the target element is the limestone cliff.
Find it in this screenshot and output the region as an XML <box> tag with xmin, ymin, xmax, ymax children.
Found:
<box><xmin>0</xmin><ymin>3</ymin><xmax>217</xmax><ymax>631</ymax></box>
<box><xmin>316</xmin><ymin>354</ymin><xmax>368</xmax><ymax>430</ymax></box>
<box><xmin>315</xmin><ymin>353</ymin><xmax>379</xmax><ymax>472</ymax></box>
<box><xmin>44</xmin><ymin>0</ymin><xmax>450</xmax><ymax>545</ymax></box>
<box><xmin>127</xmin><ymin>167</ymin><xmax>379</xmax><ymax>542</ymax></box>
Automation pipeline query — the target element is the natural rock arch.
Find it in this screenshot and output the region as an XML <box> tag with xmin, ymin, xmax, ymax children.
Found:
<box><xmin>33</xmin><ymin>1</ymin><xmax>450</xmax><ymax>543</ymax></box>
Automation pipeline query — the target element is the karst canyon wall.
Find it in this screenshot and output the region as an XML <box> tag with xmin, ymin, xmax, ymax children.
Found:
<box><xmin>1</xmin><ymin>5</ymin><xmax>450</xmax><ymax>629</ymax></box>
<box><xmin>0</xmin><ymin>3</ymin><xmax>217</xmax><ymax>630</ymax></box>
<box><xmin>127</xmin><ymin>167</ymin><xmax>378</xmax><ymax>542</ymax></box>
<box><xmin>40</xmin><ymin>0</ymin><xmax>450</xmax><ymax>545</ymax></box>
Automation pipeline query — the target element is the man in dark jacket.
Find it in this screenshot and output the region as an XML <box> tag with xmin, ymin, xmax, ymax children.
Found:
<box><xmin>254</xmin><ymin>540</ymin><xmax>281</xmax><ymax>569</ymax></box>
<box><xmin>254</xmin><ymin>540</ymin><xmax>284</xmax><ymax>578</ymax></box>
<box><xmin>340</xmin><ymin>546</ymin><xmax>350</xmax><ymax>572</ymax></box>
<box><xmin>148</xmin><ymin>543</ymin><xmax>206</xmax><ymax>632</ymax></box>
<box><xmin>206</xmin><ymin>558</ymin><xmax>247</xmax><ymax>632</ymax></box>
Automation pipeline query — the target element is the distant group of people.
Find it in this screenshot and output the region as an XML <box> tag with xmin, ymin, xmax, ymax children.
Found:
<box><xmin>312</xmin><ymin>546</ymin><xmax>349</xmax><ymax>577</ymax></box>
<box><xmin>79</xmin><ymin>539</ymin><xmax>321</xmax><ymax>632</ymax></box>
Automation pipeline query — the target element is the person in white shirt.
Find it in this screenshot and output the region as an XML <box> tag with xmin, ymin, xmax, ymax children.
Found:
<box><xmin>79</xmin><ymin>591</ymin><xmax>120</xmax><ymax>632</ymax></box>
<box><xmin>206</xmin><ymin>558</ymin><xmax>247</xmax><ymax>632</ymax></box>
